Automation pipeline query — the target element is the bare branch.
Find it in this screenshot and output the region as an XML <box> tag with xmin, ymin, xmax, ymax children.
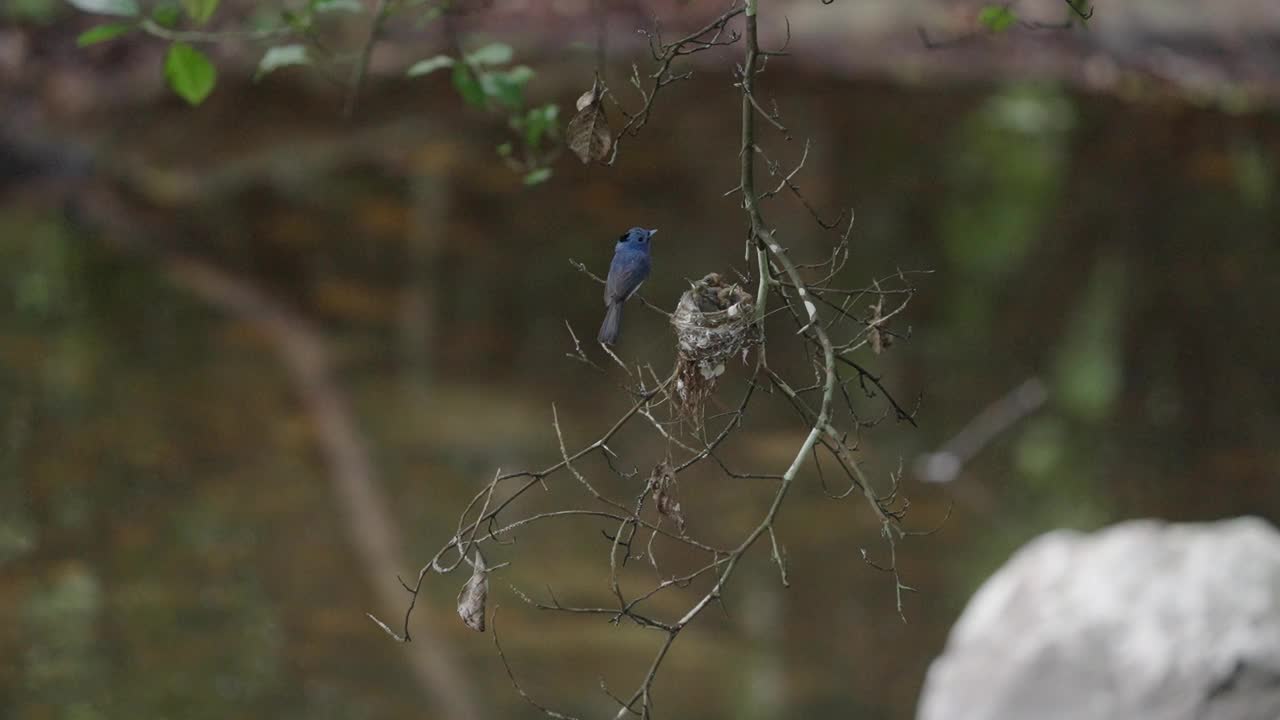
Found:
<box><xmin>493</xmin><ymin>608</ymin><xmax>583</xmax><ymax>720</ymax></box>
<box><xmin>604</xmin><ymin>4</ymin><xmax>747</xmax><ymax>164</ymax></box>
<box><xmin>372</xmin><ymin>0</ymin><xmax>927</xmax><ymax>712</ymax></box>
<box><xmin>343</xmin><ymin>0</ymin><xmax>392</xmax><ymax>119</ymax></box>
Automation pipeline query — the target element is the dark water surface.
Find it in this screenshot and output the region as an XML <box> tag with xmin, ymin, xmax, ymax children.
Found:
<box><xmin>2</xmin><ymin>65</ymin><xmax>1279</xmax><ymax>719</ymax></box>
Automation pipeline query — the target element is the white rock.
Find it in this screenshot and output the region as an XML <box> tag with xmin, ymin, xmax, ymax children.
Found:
<box><xmin>918</xmin><ymin>517</ymin><xmax>1280</xmax><ymax>720</ymax></box>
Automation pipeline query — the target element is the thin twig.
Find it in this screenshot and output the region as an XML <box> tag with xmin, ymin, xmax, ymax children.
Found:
<box><xmin>343</xmin><ymin>0</ymin><xmax>392</xmax><ymax>119</ymax></box>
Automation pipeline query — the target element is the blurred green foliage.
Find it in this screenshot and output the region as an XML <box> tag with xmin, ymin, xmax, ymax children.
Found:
<box><xmin>978</xmin><ymin>6</ymin><xmax>1017</xmax><ymax>33</ymax></box>
<box><xmin>943</xmin><ymin>84</ymin><xmax>1072</xmax><ymax>275</ymax></box>
<box><xmin>182</xmin><ymin>0</ymin><xmax>219</xmax><ymax>25</ymax></box>
<box><xmin>0</xmin><ymin>400</ymin><xmax>36</xmax><ymax>565</ymax></box>
<box><xmin>5</xmin><ymin>0</ymin><xmax>59</xmax><ymax>22</ymax></box>
<box><xmin>62</xmin><ymin>0</ymin><xmax>564</xmax><ymax>182</ymax></box>
<box><xmin>940</xmin><ymin>83</ymin><xmax>1073</xmax><ymax>331</ymax></box>
<box><xmin>408</xmin><ymin>42</ymin><xmax>560</xmax><ymax>183</ymax></box>
<box><xmin>22</xmin><ymin>565</ymin><xmax>107</xmax><ymax>719</ymax></box>
<box><xmin>1053</xmin><ymin>257</ymin><xmax>1125</xmax><ymax>421</ymax></box>
<box><xmin>1231</xmin><ymin>138</ymin><xmax>1275</xmax><ymax>209</ymax></box>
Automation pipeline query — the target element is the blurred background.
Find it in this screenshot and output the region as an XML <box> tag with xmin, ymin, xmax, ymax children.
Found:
<box><xmin>2</xmin><ymin>0</ymin><xmax>1279</xmax><ymax>718</ymax></box>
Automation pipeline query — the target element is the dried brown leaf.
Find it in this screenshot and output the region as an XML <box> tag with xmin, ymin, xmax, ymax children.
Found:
<box><xmin>649</xmin><ymin>460</ymin><xmax>684</xmax><ymax>533</ymax></box>
<box><xmin>457</xmin><ymin>551</ymin><xmax>488</xmax><ymax>632</ymax></box>
<box><xmin>566</xmin><ymin>93</ymin><xmax>612</xmax><ymax>164</ymax></box>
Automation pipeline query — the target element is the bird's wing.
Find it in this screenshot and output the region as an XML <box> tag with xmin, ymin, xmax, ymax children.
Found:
<box><xmin>604</xmin><ymin>252</ymin><xmax>651</xmax><ymax>305</ymax></box>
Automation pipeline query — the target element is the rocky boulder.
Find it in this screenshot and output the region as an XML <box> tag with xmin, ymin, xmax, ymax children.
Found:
<box><xmin>918</xmin><ymin>517</ymin><xmax>1280</xmax><ymax>720</ymax></box>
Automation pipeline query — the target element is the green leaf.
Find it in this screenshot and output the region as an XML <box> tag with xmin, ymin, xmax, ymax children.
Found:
<box><xmin>256</xmin><ymin>44</ymin><xmax>309</xmax><ymax>80</ymax></box>
<box><xmin>280</xmin><ymin>9</ymin><xmax>310</xmax><ymax>30</ymax></box>
<box><xmin>523</xmin><ymin>103</ymin><xmax>558</xmax><ymax>151</ymax></box>
<box><xmin>1066</xmin><ymin>0</ymin><xmax>1091</xmax><ymax>24</ymax></box>
<box><xmin>66</xmin><ymin>0</ymin><xmax>139</xmax><ymax>17</ymax></box>
<box><xmin>311</xmin><ymin>0</ymin><xmax>362</xmax><ymax>12</ymax></box>
<box><xmin>480</xmin><ymin>65</ymin><xmax>533</xmax><ymax>110</ymax></box>
<box><xmin>503</xmin><ymin>65</ymin><xmax>534</xmax><ymax>86</ymax></box>
<box><xmin>978</xmin><ymin>5</ymin><xmax>1017</xmax><ymax>33</ymax></box>
<box><xmin>164</xmin><ymin>42</ymin><xmax>216</xmax><ymax>105</ymax></box>
<box><xmin>406</xmin><ymin>55</ymin><xmax>454</xmax><ymax>77</ymax></box>
<box><xmin>523</xmin><ymin>168</ymin><xmax>552</xmax><ymax>186</ymax></box>
<box><xmin>451</xmin><ymin>62</ymin><xmax>485</xmax><ymax>107</ymax></box>
<box><xmin>496</xmin><ymin>142</ymin><xmax>513</xmax><ymax>157</ymax></box>
<box><xmin>151</xmin><ymin>2</ymin><xmax>181</xmax><ymax>27</ymax></box>
<box><xmin>465</xmin><ymin>42</ymin><xmax>512</xmax><ymax>66</ymax></box>
<box><xmin>76</xmin><ymin>23</ymin><xmax>132</xmax><ymax>46</ymax></box>
<box><xmin>418</xmin><ymin>6</ymin><xmax>444</xmax><ymax>25</ymax></box>
<box><xmin>181</xmin><ymin>0</ymin><xmax>217</xmax><ymax>24</ymax></box>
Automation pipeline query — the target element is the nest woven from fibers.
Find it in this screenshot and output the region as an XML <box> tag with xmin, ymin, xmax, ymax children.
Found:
<box><xmin>671</xmin><ymin>273</ymin><xmax>761</xmax><ymax>424</ymax></box>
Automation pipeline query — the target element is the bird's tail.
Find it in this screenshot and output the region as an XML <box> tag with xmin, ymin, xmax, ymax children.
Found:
<box><xmin>598</xmin><ymin>303</ymin><xmax>623</xmax><ymax>345</ymax></box>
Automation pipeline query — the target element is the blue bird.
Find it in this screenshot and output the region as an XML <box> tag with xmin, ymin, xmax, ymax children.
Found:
<box><xmin>598</xmin><ymin>227</ymin><xmax>656</xmax><ymax>345</ymax></box>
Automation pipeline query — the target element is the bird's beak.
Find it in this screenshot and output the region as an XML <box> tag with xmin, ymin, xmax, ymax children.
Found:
<box><xmin>648</xmin><ymin>228</ymin><xmax>659</xmax><ymax>236</ymax></box>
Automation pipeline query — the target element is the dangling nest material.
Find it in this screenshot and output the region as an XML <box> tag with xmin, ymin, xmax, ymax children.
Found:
<box><xmin>671</xmin><ymin>273</ymin><xmax>761</xmax><ymax>424</ymax></box>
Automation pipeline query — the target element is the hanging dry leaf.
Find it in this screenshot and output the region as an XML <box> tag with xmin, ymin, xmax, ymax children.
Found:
<box><xmin>649</xmin><ymin>460</ymin><xmax>685</xmax><ymax>533</ymax></box>
<box><xmin>575</xmin><ymin>86</ymin><xmax>598</xmax><ymax>112</ymax></box>
<box><xmin>567</xmin><ymin>84</ymin><xmax>612</xmax><ymax>164</ymax></box>
<box><xmin>456</xmin><ymin>551</ymin><xmax>488</xmax><ymax>632</ymax></box>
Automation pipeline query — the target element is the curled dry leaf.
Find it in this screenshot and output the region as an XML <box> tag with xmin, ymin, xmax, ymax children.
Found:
<box><xmin>457</xmin><ymin>551</ymin><xmax>488</xmax><ymax>632</ymax></box>
<box><xmin>575</xmin><ymin>86</ymin><xmax>598</xmax><ymax>112</ymax></box>
<box><xmin>567</xmin><ymin>83</ymin><xmax>613</xmax><ymax>164</ymax></box>
<box><xmin>649</xmin><ymin>460</ymin><xmax>685</xmax><ymax>533</ymax></box>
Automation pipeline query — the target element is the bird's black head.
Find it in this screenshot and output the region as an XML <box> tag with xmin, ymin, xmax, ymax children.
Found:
<box><xmin>618</xmin><ymin>227</ymin><xmax>657</xmax><ymax>246</ymax></box>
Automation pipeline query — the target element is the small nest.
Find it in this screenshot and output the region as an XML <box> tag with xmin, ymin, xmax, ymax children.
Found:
<box><xmin>671</xmin><ymin>272</ymin><xmax>761</xmax><ymax>424</ymax></box>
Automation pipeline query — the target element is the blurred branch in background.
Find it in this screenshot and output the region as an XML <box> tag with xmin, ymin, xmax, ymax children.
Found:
<box><xmin>53</xmin><ymin>178</ymin><xmax>485</xmax><ymax>719</ymax></box>
<box><xmin>159</xmin><ymin>256</ymin><xmax>484</xmax><ymax>720</ymax></box>
<box><xmin>915</xmin><ymin>377</ymin><xmax>1047</xmax><ymax>486</ymax></box>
